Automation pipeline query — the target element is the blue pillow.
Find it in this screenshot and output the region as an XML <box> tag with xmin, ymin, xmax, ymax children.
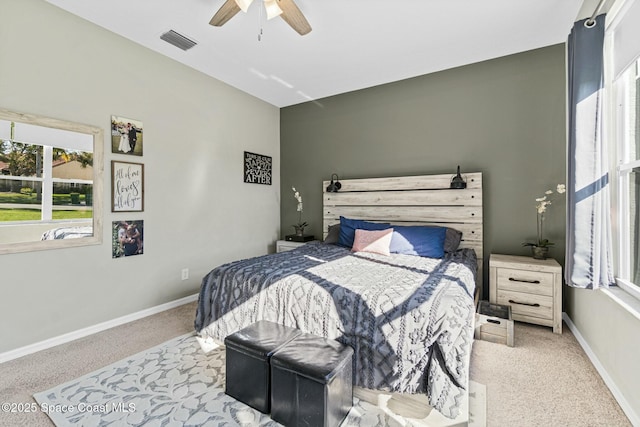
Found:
<box><xmin>338</xmin><ymin>216</ymin><xmax>390</xmax><ymax>248</ymax></box>
<box><xmin>389</xmin><ymin>225</ymin><xmax>447</xmax><ymax>258</ymax></box>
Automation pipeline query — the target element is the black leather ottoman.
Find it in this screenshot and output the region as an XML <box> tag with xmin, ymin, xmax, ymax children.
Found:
<box><xmin>224</xmin><ymin>320</ymin><xmax>301</xmax><ymax>413</ymax></box>
<box><xmin>270</xmin><ymin>333</ymin><xmax>354</xmax><ymax>427</ymax></box>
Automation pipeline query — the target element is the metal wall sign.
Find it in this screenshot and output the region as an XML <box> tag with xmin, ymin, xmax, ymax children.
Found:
<box><xmin>244</xmin><ymin>151</ymin><xmax>272</xmax><ymax>185</ymax></box>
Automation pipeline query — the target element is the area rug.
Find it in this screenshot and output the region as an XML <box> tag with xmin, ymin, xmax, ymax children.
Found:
<box><xmin>34</xmin><ymin>333</ymin><xmax>485</xmax><ymax>427</ymax></box>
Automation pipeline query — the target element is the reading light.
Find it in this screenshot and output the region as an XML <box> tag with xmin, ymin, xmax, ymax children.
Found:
<box><xmin>264</xmin><ymin>0</ymin><xmax>283</xmax><ymax>19</ymax></box>
<box><xmin>326</xmin><ymin>174</ymin><xmax>342</xmax><ymax>192</ymax></box>
<box><xmin>234</xmin><ymin>0</ymin><xmax>254</xmax><ymax>13</ymax></box>
<box><xmin>450</xmin><ymin>165</ymin><xmax>467</xmax><ymax>189</ymax></box>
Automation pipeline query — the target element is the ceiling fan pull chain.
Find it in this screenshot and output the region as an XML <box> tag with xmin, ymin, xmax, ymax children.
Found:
<box><xmin>257</xmin><ymin>4</ymin><xmax>263</xmax><ymax>41</ymax></box>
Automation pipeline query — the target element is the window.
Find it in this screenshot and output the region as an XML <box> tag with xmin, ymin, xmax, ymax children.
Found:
<box><xmin>0</xmin><ymin>109</ymin><xmax>103</xmax><ymax>254</ymax></box>
<box><xmin>614</xmin><ymin>58</ymin><xmax>640</xmax><ymax>298</ymax></box>
<box><xmin>607</xmin><ymin>0</ymin><xmax>640</xmax><ymax>299</ymax></box>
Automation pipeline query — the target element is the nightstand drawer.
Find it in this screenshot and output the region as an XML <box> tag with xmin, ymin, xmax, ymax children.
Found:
<box><xmin>496</xmin><ymin>268</ymin><xmax>553</xmax><ymax>296</ymax></box>
<box><xmin>276</xmin><ymin>239</ymin><xmax>316</xmax><ymax>253</ymax></box>
<box><xmin>496</xmin><ymin>289</ymin><xmax>553</xmax><ymax>320</ymax></box>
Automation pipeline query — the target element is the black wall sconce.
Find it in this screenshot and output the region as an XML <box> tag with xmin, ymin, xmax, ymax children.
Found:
<box><xmin>450</xmin><ymin>165</ymin><xmax>467</xmax><ymax>189</ymax></box>
<box><xmin>326</xmin><ymin>174</ymin><xmax>342</xmax><ymax>192</ymax></box>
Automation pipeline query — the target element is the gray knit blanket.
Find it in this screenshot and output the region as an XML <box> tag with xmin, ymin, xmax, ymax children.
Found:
<box><xmin>195</xmin><ymin>242</ymin><xmax>476</xmax><ymax>418</ymax></box>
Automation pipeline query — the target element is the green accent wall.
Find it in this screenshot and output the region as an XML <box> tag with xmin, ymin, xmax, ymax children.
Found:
<box><xmin>280</xmin><ymin>44</ymin><xmax>567</xmax><ymax>296</ymax></box>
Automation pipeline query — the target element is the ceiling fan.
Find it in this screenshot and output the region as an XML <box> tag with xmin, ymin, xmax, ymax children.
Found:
<box><xmin>209</xmin><ymin>0</ymin><xmax>312</xmax><ymax>36</ymax></box>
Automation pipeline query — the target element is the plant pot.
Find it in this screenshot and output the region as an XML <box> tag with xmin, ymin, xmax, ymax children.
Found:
<box><xmin>294</xmin><ymin>226</ymin><xmax>305</xmax><ymax>236</ymax></box>
<box><xmin>531</xmin><ymin>246</ymin><xmax>549</xmax><ymax>260</ymax></box>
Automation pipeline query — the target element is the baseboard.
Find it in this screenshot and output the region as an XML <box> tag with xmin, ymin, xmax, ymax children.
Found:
<box><xmin>0</xmin><ymin>294</ymin><xmax>199</xmax><ymax>364</ymax></box>
<box><xmin>563</xmin><ymin>312</ymin><xmax>640</xmax><ymax>426</ymax></box>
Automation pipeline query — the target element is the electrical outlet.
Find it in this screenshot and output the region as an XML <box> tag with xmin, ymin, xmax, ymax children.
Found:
<box><xmin>181</xmin><ymin>268</ymin><xmax>189</xmax><ymax>281</ymax></box>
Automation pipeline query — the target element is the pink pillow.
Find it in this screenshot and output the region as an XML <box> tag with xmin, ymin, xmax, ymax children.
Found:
<box><xmin>351</xmin><ymin>228</ymin><xmax>394</xmax><ymax>256</ymax></box>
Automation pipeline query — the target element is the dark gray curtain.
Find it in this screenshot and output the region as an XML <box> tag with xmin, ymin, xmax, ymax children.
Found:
<box><xmin>635</xmin><ymin>77</ymin><xmax>640</xmax><ymax>285</ymax></box>
<box><xmin>566</xmin><ymin>14</ymin><xmax>615</xmax><ymax>289</ymax></box>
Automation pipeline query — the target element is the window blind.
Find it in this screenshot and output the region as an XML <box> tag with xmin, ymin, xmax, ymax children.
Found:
<box><xmin>611</xmin><ymin>0</ymin><xmax>640</xmax><ymax>79</ymax></box>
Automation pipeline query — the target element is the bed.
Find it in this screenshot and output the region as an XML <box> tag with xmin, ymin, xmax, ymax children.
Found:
<box><xmin>195</xmin><ymin>172</ymin><xmax>483</xmax><ymax>419</ymax></box>
<box><xmin>41</xmin><ymin>226</ymin><xmax>93</xmax><ymax>240</ymax></box>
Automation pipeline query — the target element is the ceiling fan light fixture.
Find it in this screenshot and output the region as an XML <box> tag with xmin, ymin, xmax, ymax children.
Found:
<box><xmin>210</xmin><ymin>0</ymin><xmax>311</xmax><ymax>36</ymax></box>
<box><xmin>264</xmin><ymin>0</ymin><xmax>283</xmax><ymax>20</ymax></box>
<box><xmin>234</xmin><ymin>0</ymin><xmax>254</xmax><ymax>13</ymax></box>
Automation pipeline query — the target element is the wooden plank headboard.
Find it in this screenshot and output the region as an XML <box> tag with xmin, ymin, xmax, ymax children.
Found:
<box><xmin>322</xmin><ymin>172</ymin><xmax>484</xmax><ymax>292</ymax></box>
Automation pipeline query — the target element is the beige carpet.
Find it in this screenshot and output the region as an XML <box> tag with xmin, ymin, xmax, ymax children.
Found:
<box><xmin>470</xmin><ymin>322</ymin><xmax>631</xmax><ymax>426</ymax></box>
<box><xmin>31</xmin><ymin>332</ymin><xmax>485</xmax><ymax>426</ymax></box>
<box><xmin>0</xmin><ymin>301</ymin><xmax>631</xmax><ymax>426</ymax></box>
<box><xmin>0</xmin><ymin>303</ymin><xmax>195</xmax><ymax>427</ymax></box>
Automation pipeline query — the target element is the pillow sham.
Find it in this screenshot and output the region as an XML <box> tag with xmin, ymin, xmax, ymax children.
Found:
<box><xmin>389</xmin><ymin>225</ymin><xmax>447</xmax><ymax>258</ymax></box>
<box><xmin>444</xmin><ymin>227</ymin><xmax>463</xmax><ymax>253</ymax></box>
<box><xmin>323</xmin><ymin>223</ymin><xmax>340</xmax><ymax>244</ymax></box>
<box><xmin>338</xmin><ymin>216</ymin><xmax>390</xmax><ymax>248</ymax></box>
<box><xmin>351</xmin><ymin>228</ymin><xmax>394</xmax><ymax>256</ymax></box>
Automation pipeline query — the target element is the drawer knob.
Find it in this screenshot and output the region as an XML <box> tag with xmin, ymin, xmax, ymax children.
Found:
<box><xmin>487</xmin><ymin>319</ymin><xmax>501</xmax><ymax>325</ymax></box>
<box><xmin>508</xmin><ymin>299</ymin><xmax>541</xmax><ymax>307</ymax></box>
<box><xmin>509</xmin><ymin>277</ymin><xmax>541</xmax><ymax>284</ymax></box>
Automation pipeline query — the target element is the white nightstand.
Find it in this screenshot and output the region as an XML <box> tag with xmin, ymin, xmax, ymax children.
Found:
<box><xmin>276</xmin><ymin>240</ymin><xmax>312</xmax><ymax>253</ymax></box>
<box><xmin>489</xmin><ymin>254</ymin><xmax>563</xmax><ymax>334</ymax></box>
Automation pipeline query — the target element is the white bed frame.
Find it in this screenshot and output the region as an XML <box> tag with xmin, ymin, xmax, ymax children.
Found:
<box><xmin>322</xmin><ymin>172</ymin><xmax>484</xmax><ymax>292</ymax></box>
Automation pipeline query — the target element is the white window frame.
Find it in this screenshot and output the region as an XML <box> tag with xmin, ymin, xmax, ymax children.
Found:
<box><xmin>615</xmin><ymin>63</ymin><xmax>640</xmax><ymax>299</ymax></box>
<box><xmin>606</xmin><ymin>2</ymin><xmax>640</xmax><ymax>302</ymax></box>
<box><xmin>1</xmin><ymin>147</ymin><xmax>94</xmax><ymax>223</ymax></box>
<box><xmin>0</xmin><ymin>108</ymin><xmax>103</xmax><ymax>254</ymax></box>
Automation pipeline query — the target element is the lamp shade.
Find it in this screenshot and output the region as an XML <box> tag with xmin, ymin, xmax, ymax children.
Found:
<box><xmin>264</xmin><ymin>0</ymin><xmax>283</xmax><ymax>19</ymax></box>
<box><xmin>234</xmin><ymin>0</ymin><xmax>254</xmax><ymax>13</ymax></box>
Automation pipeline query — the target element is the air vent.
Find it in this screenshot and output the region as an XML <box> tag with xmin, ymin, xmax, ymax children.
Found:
<box><xmin>160</xmin><ymin>30</ymin><xmax>197</xmax><ymax>51</ymax></box>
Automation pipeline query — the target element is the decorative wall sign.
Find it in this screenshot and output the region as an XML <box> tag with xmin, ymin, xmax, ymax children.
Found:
<box><xmin>111</xmin><ymin>115</ymin><xmax>143</xmax><ymax>156</ymax></box>
<box><xmin>244</xmin><ymin>151</ymin><xmax>272</xmax><ymax>185</ymax></box>
<box><xmin>112</xmin><ymin>220</ymin><xmax>144</xmax><ymax>258</ymax></box>
<box><xmin>111</xmin><ymin>161</ymin><xmax>144</xmax><ymax>212</ymax></box>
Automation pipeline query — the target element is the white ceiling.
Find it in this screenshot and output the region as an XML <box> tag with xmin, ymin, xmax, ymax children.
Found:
<box><xmin>46</xmin><ymin>0</ymin><xmax>584</xmax><ymax>108</ymax></box>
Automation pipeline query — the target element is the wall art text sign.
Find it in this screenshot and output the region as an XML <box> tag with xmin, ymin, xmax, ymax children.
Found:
<box><xmin>244</xmin><ymin>151</ymin><xmax>272</xmax><ymax>185</ymax></box>
<box><xmin>111</xmin><ymin>161</ymin><xmax>144</xmax><ymax>212</ymax></box>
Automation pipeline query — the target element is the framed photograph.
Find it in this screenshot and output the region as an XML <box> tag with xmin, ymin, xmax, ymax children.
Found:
<box><xmin>111</xmin><ymin>115</ymin><xmax>143</xmax><ymax>156</ymax></box>
<box><xmin>111</xmin><ymin>161</ymin><xmax>144</xmax><ymax>212</ymax></box>
<box><xmin>244</xmin><ymin>151</ymin><xmax>272</xmax><ymax>185</ymax></box>
<box><xmin>112</xmin><ymin>220</ymin><xmax>144</xmax><ymax>258</ymax></box>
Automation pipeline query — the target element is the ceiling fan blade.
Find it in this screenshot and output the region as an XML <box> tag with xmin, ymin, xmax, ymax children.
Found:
<box><xmin>277</xmin><ymin>0</ymin><xmax>312</xmax><ymax>35</ymax></box>
<box><xmin>210</xmin><ymin>0</ymin><xmax>241</xmax><ymax>27</ymax></box>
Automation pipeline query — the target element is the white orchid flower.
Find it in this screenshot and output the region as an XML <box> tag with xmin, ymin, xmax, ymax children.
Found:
<box><xmin>292</xmin><ymin>187</ymin><xmax>303</xmax><ymax>212</ymax></box>
<box><xmin>527</xmin><ymin>183</ymin><xmax>565</xmax><ymax>249</ymax></box>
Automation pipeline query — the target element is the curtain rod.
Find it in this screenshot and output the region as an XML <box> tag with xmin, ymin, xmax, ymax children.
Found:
<box><xmin>585</xmin><ymin>0</ymin><xmax>608</xmax><ymax>27</ymax></box>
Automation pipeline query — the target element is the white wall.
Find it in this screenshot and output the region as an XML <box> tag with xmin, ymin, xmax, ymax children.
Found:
<box><xmin>0</xmin><ymin>0</ymin><xmax>280</xmax><ymax>353</ymax></box>
<box><xmin>566</xmin><ymin>288</ymin><xmax>640</xmax><ymax>424</ymax></box>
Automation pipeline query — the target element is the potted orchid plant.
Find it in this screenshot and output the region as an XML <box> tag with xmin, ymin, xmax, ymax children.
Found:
<box><xmin>522</xmin><ymin>183</ymin><xmax>566</xmax><ymax>260</ymax></box>
<box><xmin>292</xmin><ymin>187</ymin><xmax>308</xmax><ymax>236</ymax></box>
